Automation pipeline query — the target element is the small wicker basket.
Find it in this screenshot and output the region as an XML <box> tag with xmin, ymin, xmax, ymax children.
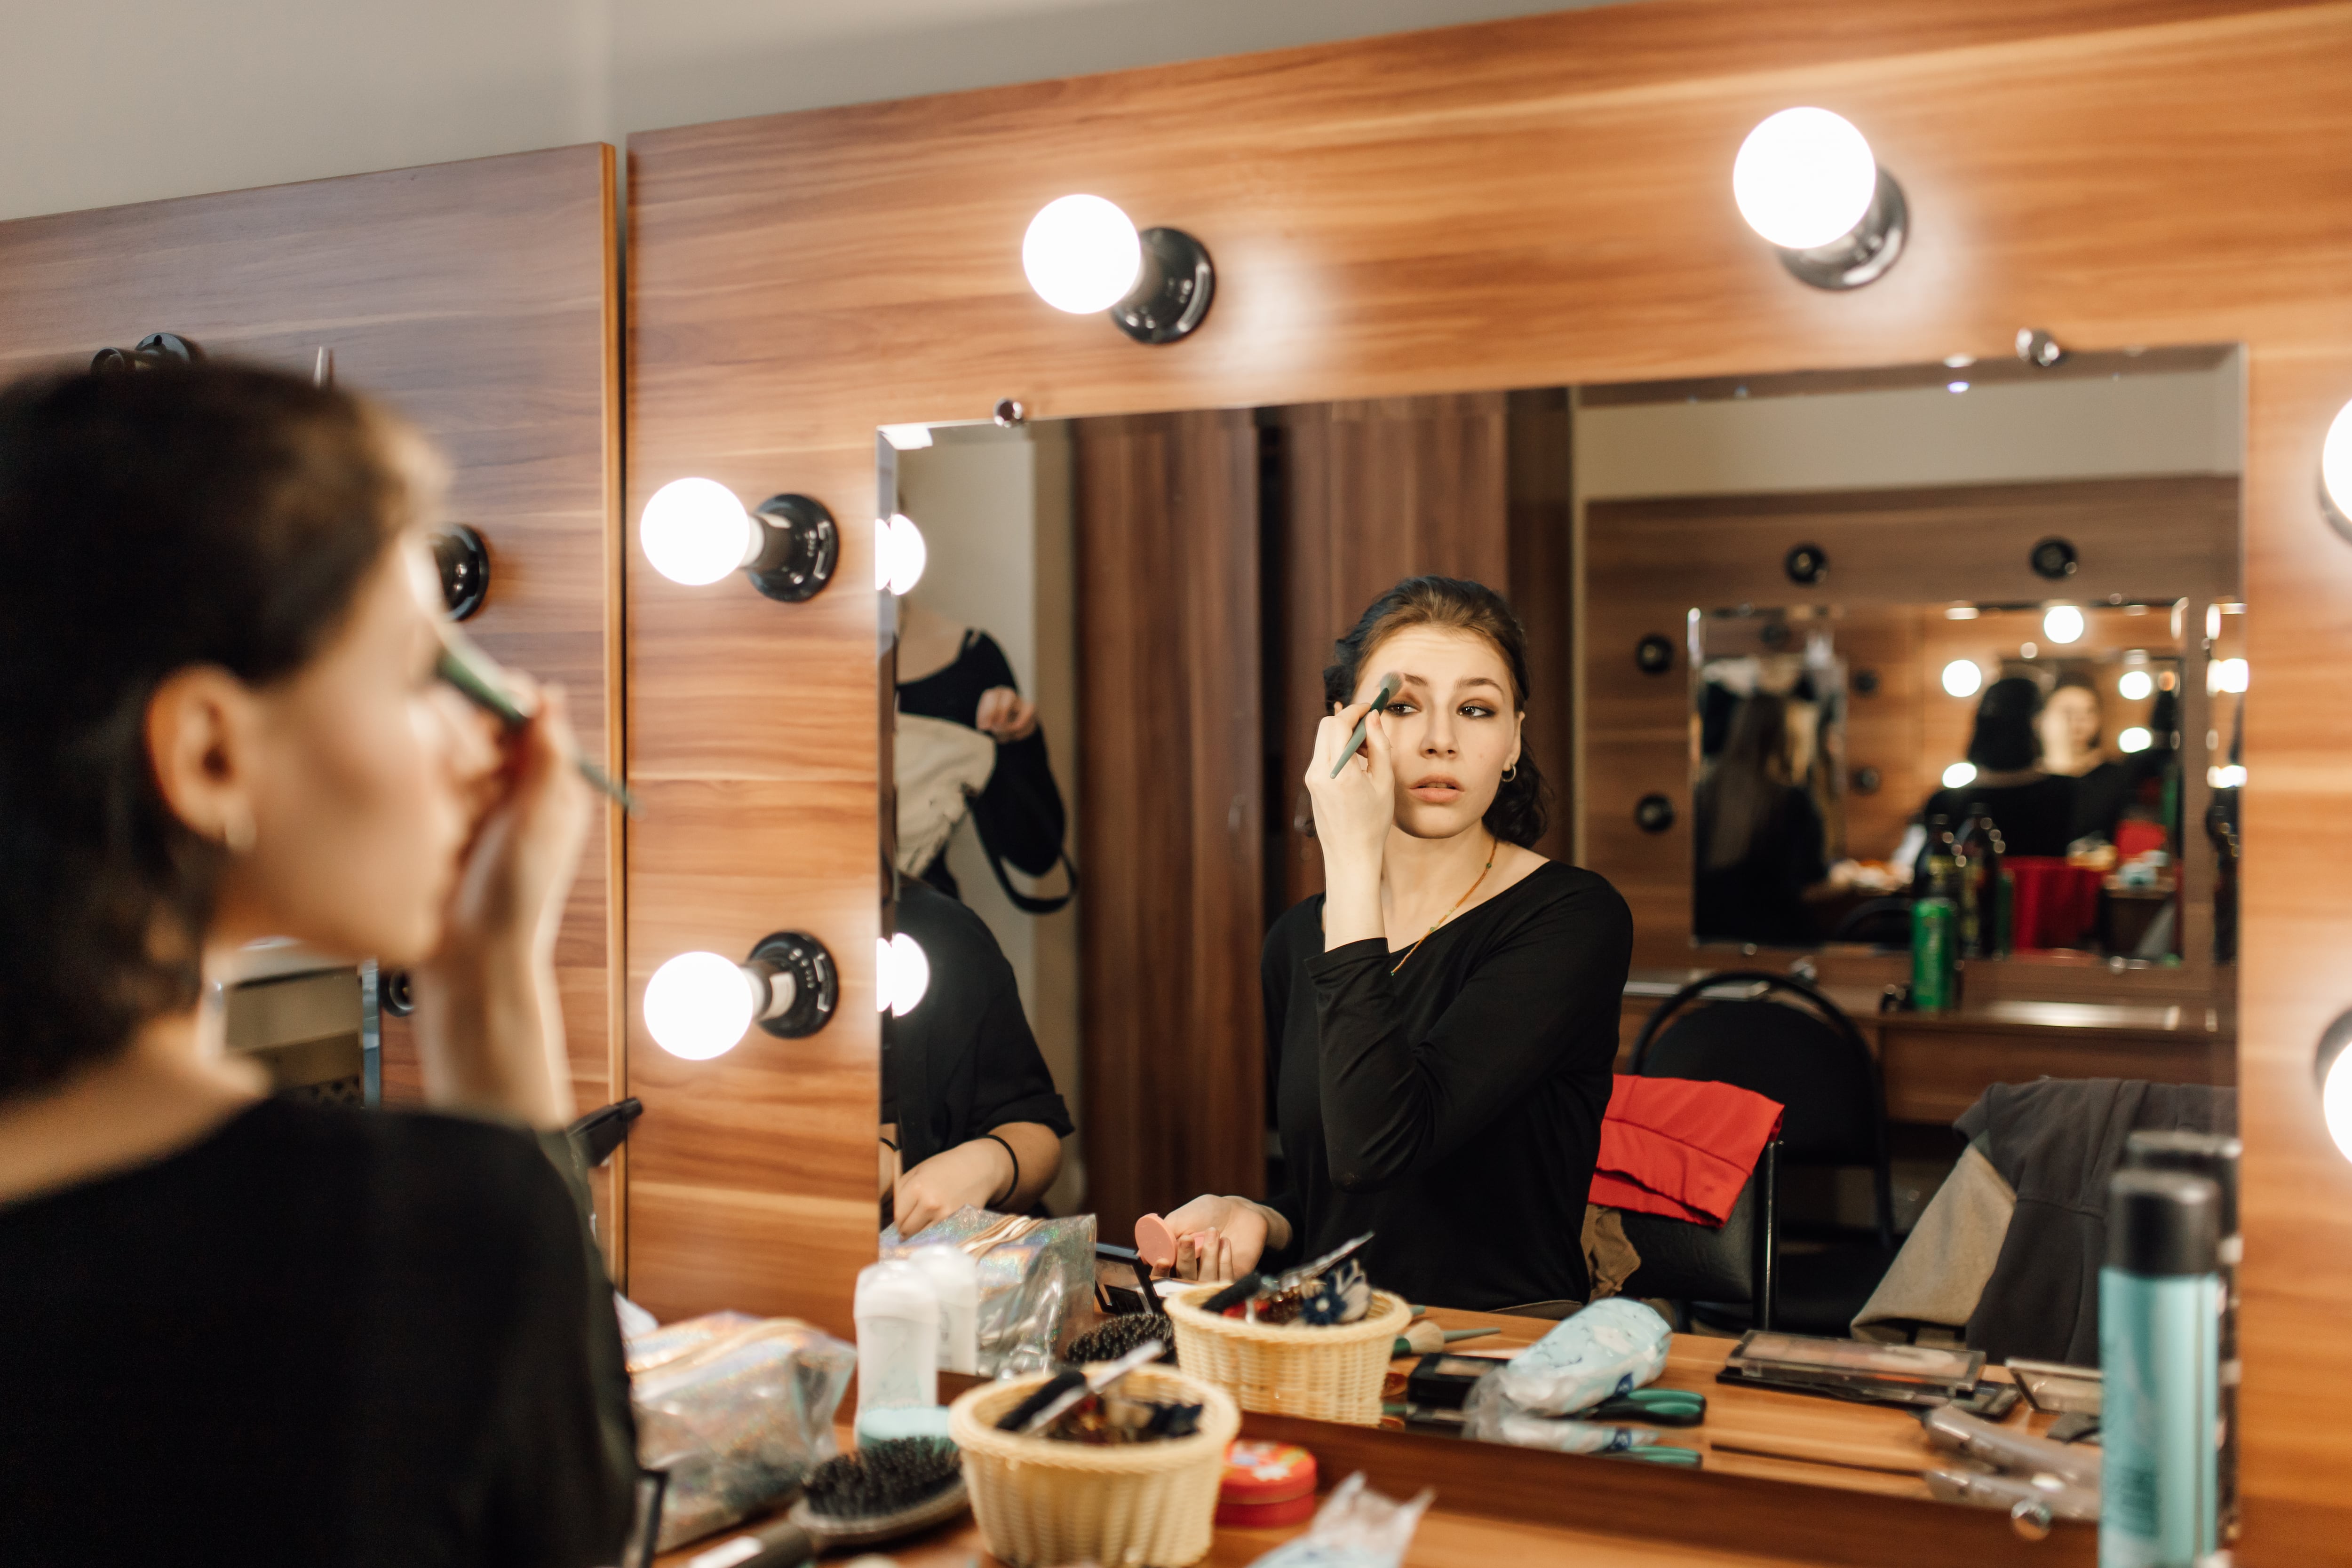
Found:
<box><xmin>947</xmin><ymin>1366</ymin><xmax>1240</xmax><ymax>1567</ymax></box>
<box><xmin>1163</xmin><ymin>1285</ymin><xmax>1412</xmax><ymax>1425</ymax></box>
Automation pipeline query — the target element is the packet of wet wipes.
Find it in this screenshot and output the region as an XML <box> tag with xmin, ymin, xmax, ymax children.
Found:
<box><xmin>1462</xmin><ymin>1405</ymin><xmax>1661</xmax><ymax>1456</ymax></box>
<box><xmin>1491</xmin><ymin>1298</ymin><xmax>1672</xmax><ymax>1416</ymax></box>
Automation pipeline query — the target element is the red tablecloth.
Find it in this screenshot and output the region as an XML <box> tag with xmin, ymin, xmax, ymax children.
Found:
<box><xmin>2007</xmin><ymin>855</ymin><xmax>2102</xmax><ymax>950</ymax></box>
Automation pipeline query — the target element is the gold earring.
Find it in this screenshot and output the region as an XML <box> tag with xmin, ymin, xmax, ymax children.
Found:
<box><xmin>221</xmin><ymin>809</ymin><xmax>256</xmax><ymax>856</ymax></box>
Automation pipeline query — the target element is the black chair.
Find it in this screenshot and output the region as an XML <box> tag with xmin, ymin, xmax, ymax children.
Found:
<box><xmin>1830</xmin><ymin>896</ymin><xmax>1914</xmax><ymax>948</ymax></box>
<box><xmin>1617</xmin><ymin>1140</ymin><xmax>1779</xmax><ymax>1332</ymax></box>
<box><xmin>1630</xmin><ymin>971</ymin><xmax>1897</xmax><ymax>1337</ymax></box>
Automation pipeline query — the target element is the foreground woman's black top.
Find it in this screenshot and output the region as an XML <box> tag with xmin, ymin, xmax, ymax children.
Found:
<box><xmin>1260</xmin><ymin>860</ymin><xmax>1634</xmax><ymax>1310</ymax></box>
<box><xmin>0</xmin><ymin>1097</ymin><xmax>636</xmax><ymax>1568</ymax></box>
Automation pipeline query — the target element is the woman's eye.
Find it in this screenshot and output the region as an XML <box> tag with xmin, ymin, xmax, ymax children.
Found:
<box><xmin>1461</xmin><ymin>704</ymin><xmax>1494</xmax><ymax>719</ymax></box>
<box><xmin>1384</xmin><ymin>701</ymin><xmax>1416</xmax><ymax>715</ymax></box>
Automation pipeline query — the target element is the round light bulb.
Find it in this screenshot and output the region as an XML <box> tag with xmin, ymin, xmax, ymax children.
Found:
<box><xmin>2118</xmin><ymin>669</ymin><xmax>2153</xmax><ymax>701</ymax></box>
<box><xmin>642</xmin><ymin>478</ymin><xmax>758</xmax><ymax>587</ymax></box>
<box><xmin>874</xmin><ymin>931</ymin><xmax>932</xmax><ymax>1016</ymax></box>
<box><xmin>1942</xmin><ymin>761</ymin><xmax>1978</xmax><ymax>789</ymax></box>
<box><xmin>1941</xmin><ymin>659</ymin><xmax>1984</xmax><ymax>698</ymax></box>
<box><xmin>644</xmin><ymin>950</ymin><xmax>759</xmax><ymax>1060</ymax></box>
<box><xmin>2210</xmin><ymin>657</ymin><xmax>2249</xmax><ymax>695</ymax></box>
<box><xmin>2324</xmin><ymin>398</ymin><xmax>2352</xmax><ymax>522</ymax></box>
<box><xmin>2042</xmin><ymin>606</ymin><xmax>2086</xmax><ymax>645</ymax></box>
<box><xmin>876</xmin><ymin>513</ymin><xmax>927</xmax><ymax>596</ymax></box>
<box><xmin>1733</xmin><ymin>108</ymin><xmax>1879</xmax><ymax>251</ymax></box>
<box><xmin>2325</xmin><ymin>1038</ymin><xmax>2352</xmax><ymax>1165</ymax></box>
<box><xmin>1023</xmin><ymin>195</ymin><xmax>1143</xmax><ymax>314</ymax></box>
<box><xmin>2118</xmin><ymin>726</ymin><xmax>2153</xmax><ymax>754</ymax></box>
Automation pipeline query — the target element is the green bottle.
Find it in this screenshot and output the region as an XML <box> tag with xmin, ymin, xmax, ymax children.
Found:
<box><xmin>1911</xmin><ymin>897</ymin><xmax>1958</xmax><ymax>1011</ymax></box>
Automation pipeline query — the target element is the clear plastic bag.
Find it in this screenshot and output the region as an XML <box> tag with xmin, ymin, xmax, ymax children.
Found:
<box><xmin>1244</xmin><ymin>1472</ymin><xmax>1434</xmax><ymax>1568</ymax></box>
<box><xmin>1490</xmin><ymin>1298</ymin><xmax>1671</xmax><ymax>1416</ymax></box>
<box><xmin>627</xmin><ymin>1313</ymin><xmax>857</xmax><ymax>1551</ymax></box>
<box><xmin>881</xmin><ymin>1206</ymin><xmax>1096</xmax><ymax>1376</ymax></box>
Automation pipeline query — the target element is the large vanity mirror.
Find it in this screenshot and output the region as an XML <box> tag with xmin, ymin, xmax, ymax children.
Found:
<box><xmin>871</xmin><ymin>343</ymin><xmax>2241</xmax><ymax>1505</ymax></box>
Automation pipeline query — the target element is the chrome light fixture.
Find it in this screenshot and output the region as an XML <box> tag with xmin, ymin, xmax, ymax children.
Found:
<box><xmin>1733</xmin><ymin>109</ymin><xmax>1907</xmax><ymax>290</ymax></box>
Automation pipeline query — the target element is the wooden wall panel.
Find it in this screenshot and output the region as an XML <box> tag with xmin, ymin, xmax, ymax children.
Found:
<box><xmin>1072</xmin><ymin>411</ymin><xmax>1266</xmax><ymax>1238</ymax></box>
<box><xmin>626</xmin><ymin>1</ymin><xmax>2352</xmax><ymax>1556</ymax></box>
<box><xmin>0</xmin><ymin>146</ymin><xmax>625</xmax><ymax>1261</ymax></box>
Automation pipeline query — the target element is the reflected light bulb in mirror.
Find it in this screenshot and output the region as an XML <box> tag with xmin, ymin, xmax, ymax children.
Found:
<box><xmin>2209</xmin><ymin>657</ymin><xmax>2249</xmax><ymax>695</ymax></box>
<box><xmin>2118</xmin><ymin>726</ymin><xmax>2153</xmax><ymax>754</ymax></box>
<box><xmin>1941</xmin><ymin>659</ymin><xmax>1984</xmax><ymax>699</ymax></box>
<box><xmin>1942</xmin><ymin>761</ymin><xmax>1977</xmax><ymax>789</ymax></box>
<box><xmin>644</xmin><ymin>950</ymin><xmax>759</xmax><ymax>1060</ymax></box>
<box><xmin>2321</xmin><ymin>1016</ymin><xmax>2352</xmax><ymax>1164</ymax></box>
<box><xmin>2324</xmin><ymin>398</ymin><xmax>2352</xmax><ymax>523</ymax></box>
<box><xmin>1024</xmin><ymin>195</ymin><xmax>1144</xmax><ymax>314</ymax></box>
<box><xmin>874</xmin><ymin>931</ymin><xmax>931</xmax><ymax>1017</ymax></box>
<box><xmin>875</xmin><ymin>512</ymin><xmax>928</xmax><ymax>596</ymax></box>
<box><xmin>2042</xmin><ymin>606</ymin><xmax>2086</xmax><ymax>645</ymax></box>
<box><xmin>2118</xmin><ymin>669</ymin><xmax>2153</xmax><ymax>701</ymax></box>
<box><xmin>1733</xmin><ymin>108</ymin><xmax>1878</xmax><ymax>251</ymax></box>
<box><xmin>641</xmin><ymin>478</ymin><xmax>759</xmax><ymax>587</ymax></box>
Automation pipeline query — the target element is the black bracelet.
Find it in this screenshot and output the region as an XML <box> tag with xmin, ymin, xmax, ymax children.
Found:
<box><xmin>984</xmin><ymin>1132</ymin><xmax>1019</xmax><ymax>1208</ymax></box>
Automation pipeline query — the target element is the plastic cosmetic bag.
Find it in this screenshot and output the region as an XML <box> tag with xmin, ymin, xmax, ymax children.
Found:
<box><xmin>1490</xmin><ymin>1297</ymin><xmax>1672</xmax><ymax>1416</ymax></box>
<box><xmin>626</xmin><ymin>1313</ymin><xmax>857</xmax><ymax>1551</ymax></box>
<box><xmin>881</xmin><ymin>1205</ymin><xmax>1097</xmax><ymax>1376</ymax></box>
<box><xmin>1244</xmin><ymin>1472</ymin><xmax>1434</xmax><ymax>1568</ymax></box>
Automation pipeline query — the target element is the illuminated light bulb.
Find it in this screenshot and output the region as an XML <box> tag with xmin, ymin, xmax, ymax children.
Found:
<box><xmin>2328</xmin><ymin>1045</ymin><xmax>2352</xmax><ymax>1165</ymax></box>
<box><xmin>874</xmin><ymin>512</ymin><xmax>928</xmax><ymax>596</ymax></box>
<box><xmin>1941</xmin><ymin>659</ymin><xmax>1984</xmax><ymax>698</ymax></box>
<box><xmin>2208</xmin><ymin>765</ymin><xmax>2247</xmax><ymax>789</ymax></box>
<box><xmin>2118</xmin><ymin>669</ymin><xmax>2153</xmax><ymax>701</ymax></box>
<box><xmin>2118</xmin><ymin>726</ymin><xmax>2153</xmax><ymax>754</ymax></box>
<box><xmin>644</xmin><ymin>950</ymin><xmax>759</xmax><ymax>1060</ymax></box>
<box><xmin>2209</xmin><ymin>657</ymin><xmax>2249</xmax><ymax>695</ymax></box>
<box><xmin>875</xmin><ymin>932</ymin><xmax>932</xmax><ymax>1017</ymax></box>
<box><xmin>2042</xmin><ymin>606</ymin><xmax>2086</xmax><ymax>645</ymax></box>
<box><xmin>1943</xmin><ymin>761</ymin><xmax>1977</xmax><ymax>789</ymax></box>
<box><xmin>2324</xmin><ymin>398</ymin><xmax>2352</xmax><ymax>524</ymax></box>
<box><xmin>1947</xmin><ymin>381</ymin><xmax>1969</xmax><ymax>394</ymax></box>
<box><xmin>641</xmin><ymin>478</ymin><xmax>759</xmax><ymax>587</ymax></box>
<box><xmin>1023</xmin><ymin>195</ymin><xmax>1143</xmax><ymax>314</ymax></box>
<box><xmin>1733</xmin><ymin>108</ymin><xmax>1879</xmax><ymax>251</ymax></box>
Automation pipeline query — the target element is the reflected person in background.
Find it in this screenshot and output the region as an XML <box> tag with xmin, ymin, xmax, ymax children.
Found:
<box><xmin>882</xmin><ymin>875</ymin><xmax>1073</xmax><ymax>1235</ymax></box>
<box><xmin>2037</xmin><ymin>678</ymin><xmax>2132</xmax><ymax>843</ymax></box>
<box><xmin>894</xmin><ymin>596</ymin><xmax>1070</xmax><ymax>904</ymax></box>
<box><xmin>1693</xmin><ymin>693</ymin><xmax>1860</xmax><ymax>945</ymax></box>
<box><xmin>1156</xmin><ymin>577</ymin><xmax>1633</xmax><ymax>1311</ymax></box>
<box><xmin>1915</xmin><ymin>675</ymin><xmax>2077</xmax><ymax>857</ymax></box>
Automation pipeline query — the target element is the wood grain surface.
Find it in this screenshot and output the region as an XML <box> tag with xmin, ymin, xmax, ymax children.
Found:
<box><xmin>626</xmin><ymin>0</ymin><xmax>2352</xmax><ymax>1557</ymax></box>
<box><xmin>0</xmin><ymin>145</ymin><xmax>626</xmax><ymax>1265</ymax></box>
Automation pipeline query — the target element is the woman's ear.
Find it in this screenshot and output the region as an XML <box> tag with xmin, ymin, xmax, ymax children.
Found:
<box><xmin>146</xmin><ymin>665</ymin><xmax>262</xmax><ymax>851</ymax></box>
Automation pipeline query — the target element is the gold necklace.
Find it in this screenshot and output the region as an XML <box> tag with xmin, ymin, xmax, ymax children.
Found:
<box><xmin>1389</xmin><ymin>834</ymin><xmax>1497</xmax><ymax>975</ymax></box>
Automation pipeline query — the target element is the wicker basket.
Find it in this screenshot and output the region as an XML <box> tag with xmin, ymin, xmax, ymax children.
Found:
<box><xmin>947</xmin><ymin>1366</ymin><xmax>1240</xmax><ymax>1567</ymax></box>
<box><xmin>1163</xmin><ymin>1285</ymin><xmax>1412</xmax><ymax>1425</ymax></box>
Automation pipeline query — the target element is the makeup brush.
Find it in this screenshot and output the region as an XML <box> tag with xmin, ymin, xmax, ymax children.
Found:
<box><xmin>437</xmin><ymin>626</ymin><xmax>642</xmax><ymax>817</ymax></box>
<box><xmin>1329</xmin><ymin>672</ymin><xmax>1401</xmax><ymax>777</ymax></box>
<box><xmin>677</xmin><ymin>1438</ymin><xmax>968</xmax><ymax>1568</ymax></box>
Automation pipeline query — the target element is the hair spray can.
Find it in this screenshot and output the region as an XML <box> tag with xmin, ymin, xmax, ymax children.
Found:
<box><xmin>2125</xmin><ymin>1131</ymin><xmax>2243</xmax><ymax>1543</ymax></box>
<box><xmin>1910</xmin><ymin>897</ymin><xmax>1957</xmax><ymax>1011</ymax></box>
<box><xmin>2099</xmin><ymin>1169</ymin><xmax>2220</xmax><ymax>1568</ymax></box>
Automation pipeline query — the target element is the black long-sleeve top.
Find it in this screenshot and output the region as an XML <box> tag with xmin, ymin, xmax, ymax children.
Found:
<box><xmin>1259</xmin><ymin>860</ymin><xmax>1634</xmax><ymax>1311</ymax></box>
<box><xmin>0</xmin><ymin>1098</ymin><xmax>636</xmax><ymax>1567</ymax></box>
<box><xmin>885</xmin><ymin>877</ymin><xmax>1075</xmax><ymax>1170</ymax></box>
<box><xmin>896</xmin><ymin>631</ymin><xmax>1066</xmax><ymax>899</ymax></box>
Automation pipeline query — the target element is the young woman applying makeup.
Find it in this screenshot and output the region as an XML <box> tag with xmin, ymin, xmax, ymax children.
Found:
<box><xmin>1161</xmin><ymin>577</ymin><xmax>1633</xmax><ymax>1310</ymax></box>
<box><xmin>0</xmin><ymin>366</ymin><xmax>632</xmax><ymax>1564</ymax></box>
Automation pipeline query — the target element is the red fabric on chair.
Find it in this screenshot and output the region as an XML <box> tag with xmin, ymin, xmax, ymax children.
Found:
<box><xmin>2114</xmin><ymin>820</ymin><xmax>2168</xmax><ymax>859</ymax></box>
<box><xmin>1590</xmin><ymin>1075</ymin><xmax>1783</xmax><ymax>1227</ymax></box>
<box><xmin>2006</xmin><ymin>855</ymin><xmax>2102</xmax><ymax>950</ymax></box>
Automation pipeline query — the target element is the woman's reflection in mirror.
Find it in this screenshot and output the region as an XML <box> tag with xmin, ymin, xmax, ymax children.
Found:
<box><xmin>1694</xmin><ymin>693</ymin><xmax>1865</xmax><ymax>946</ymax></box>
<box><xmin>1155</xmin><ymin>577</ymin><xmax>1633</xmax><ymax>1310</ymax></box>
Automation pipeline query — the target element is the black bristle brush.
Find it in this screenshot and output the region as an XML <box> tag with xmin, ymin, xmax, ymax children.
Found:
<box><xmin>1067</xmin><ymin>1314</ymin><xmax>1179</xmax><ymax>1367</ymax></box>
<box><xmin>675</xmin><ymin>1438</ymin><xmax>966</xmax><ymax>1568</ymax></box>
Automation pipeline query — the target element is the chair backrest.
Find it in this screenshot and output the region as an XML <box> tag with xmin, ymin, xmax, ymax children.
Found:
<box><xmin>1618</xmin><ymin>1140</ymin><xmax>1779</xmax><ymax>1329</ymax></box>
<box><xmin>1630</xmin><ymin>971</ymin><xmax>1893</xmax><ymax>1244</ymax></box>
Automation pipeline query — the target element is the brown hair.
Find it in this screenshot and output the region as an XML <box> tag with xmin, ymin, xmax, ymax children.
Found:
<box><xmin>0</xmin><ymin>362</ymin><xmax>436</xmax><ymax>1099</ymax></box>
<box><xmin>1322</xmin><ymin>575</ymin><xmax>1548</xmax><ymax>847</ymax></box>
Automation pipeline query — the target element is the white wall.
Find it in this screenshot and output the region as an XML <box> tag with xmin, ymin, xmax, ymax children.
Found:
<box><xmin>1576</xmin><ymin>361</ymin><xmax>2243</xmax><ymax>499</ymax></box>
<box><xmin>1</xmin><ymin>0</ymin><xmax>1628</xmax><ymax>223</ymax></box>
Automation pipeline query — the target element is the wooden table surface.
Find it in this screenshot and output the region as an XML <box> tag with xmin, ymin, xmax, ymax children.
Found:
<box><xmin>655</xmin><ymin>1309</ymin><xmax>2057</xmax><ymax>1567</ymax></box>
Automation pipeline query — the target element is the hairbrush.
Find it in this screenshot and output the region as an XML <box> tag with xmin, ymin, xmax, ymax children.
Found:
<box><xmin>1329</xmin><ymin>672</ymin><xmax>1402</xmax><ymax>776</ymax></box>
<box><xmin>677</xmin><ymin>1438</ymin><xmax>967</xmax><ymax>1568</ymax></box>
<box><xmin>437</xmin><ymin>626</ymin><xmax>641</xmax><ymax>817</ymax></box>
<box><xmin>1067</xmin><ymin>1314</ymin><xmax>1180</xmax><ymax>1367</ymax></box>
